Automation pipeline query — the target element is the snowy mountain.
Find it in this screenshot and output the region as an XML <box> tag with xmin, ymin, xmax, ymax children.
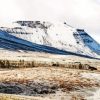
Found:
<box><xmin>0</xmin><ymin>21</ymin><xmax>100</xmax><ymax>58</ymax></box>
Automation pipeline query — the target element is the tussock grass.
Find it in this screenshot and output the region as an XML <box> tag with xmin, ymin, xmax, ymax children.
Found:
<box><xmin>0</xmin><ymin>94</ymin><xmax>42</xmax><ymax>100</ymax></box>
<box><xmin>0</xmin><ymin>60</ymin><xmax>35</xmax><ymax>68</ymax></box>
<box><xmin>0</xmin><ymin>59</ymin><xmax>97</xmax><ymax>71</ymax></box>
<box><xmin>48</xmin><ymin>77</ymin><xmax>99</xmax><ymax>92</ymax></box>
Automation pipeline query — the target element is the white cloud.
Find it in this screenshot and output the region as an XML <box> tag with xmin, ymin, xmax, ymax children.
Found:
<box><xmin>0</xmin><ymin>0</ymin><xmax>99</xmax><ymax>43</ymax></box>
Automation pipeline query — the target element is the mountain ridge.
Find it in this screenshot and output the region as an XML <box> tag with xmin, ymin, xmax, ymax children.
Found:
<box><xmin>0</xmin><ymin>21</ymin><xmax>99</xmax><ymax>58</ymax></box>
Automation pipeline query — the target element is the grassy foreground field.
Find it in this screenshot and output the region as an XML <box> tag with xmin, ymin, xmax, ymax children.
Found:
<box><xmin>0</xmin><ymin>50</ymin><xmax>99</xmax><ymax>100</ymax></box>
<box><xmin>0</xmin><ymin>67</ymin><xmax>100</xmax><ymax>100</ymax></box>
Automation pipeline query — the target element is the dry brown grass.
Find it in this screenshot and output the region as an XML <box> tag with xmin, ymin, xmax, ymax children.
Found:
<box><xmin>0</xmin><ymin>59</ymin><xmax>97</xmax><ymax>71</ymax></box>
<box><xmin>48</xmin><ymin>76</ymin><xmax>99</xmax><ymax>92</ymax></box>
<box><xmin>0</xmin><ymin>94</ymin><xmax>43</xmax><ymax>100</ymax></box>
<box><xmin>71</xmin><ymin>94</ymin><xmax>85</xmax><ymax>100</ymax></box>
<box><xmin>0</xmin><ymin>66</ymin><xmax>99</xmax><ymax>100</ymax></box>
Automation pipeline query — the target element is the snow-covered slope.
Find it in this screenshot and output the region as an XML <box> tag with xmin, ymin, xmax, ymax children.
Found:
<box><xmin>0</xmin><ymin>21</ymin><xmax>100</xmax><ymax>58</ymax></box>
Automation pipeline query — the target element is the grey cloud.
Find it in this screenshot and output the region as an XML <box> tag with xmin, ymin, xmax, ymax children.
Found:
<box><xmin>0</xmin><ymin>0</ymin><xmax>99</xmax><ymax>43</ymax></box>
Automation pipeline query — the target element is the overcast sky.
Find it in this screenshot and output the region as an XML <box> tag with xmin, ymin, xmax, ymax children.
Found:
<box><xmin>0</xmin><ymin>0</ymin><xmax>100</xmax><ymax>43</ymax></box>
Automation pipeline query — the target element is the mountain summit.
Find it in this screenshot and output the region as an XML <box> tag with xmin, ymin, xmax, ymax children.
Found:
<box><xmin>0</xmin><ymin>21</ymin><xmax>100</xmax><ymax>58</ymax></box>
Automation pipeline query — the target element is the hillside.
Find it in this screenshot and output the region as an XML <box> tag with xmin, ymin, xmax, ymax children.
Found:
<box><xmin>0</xmin><ymin>21</ymin><xmax>99</xmax><ymax>58</ymax></box>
